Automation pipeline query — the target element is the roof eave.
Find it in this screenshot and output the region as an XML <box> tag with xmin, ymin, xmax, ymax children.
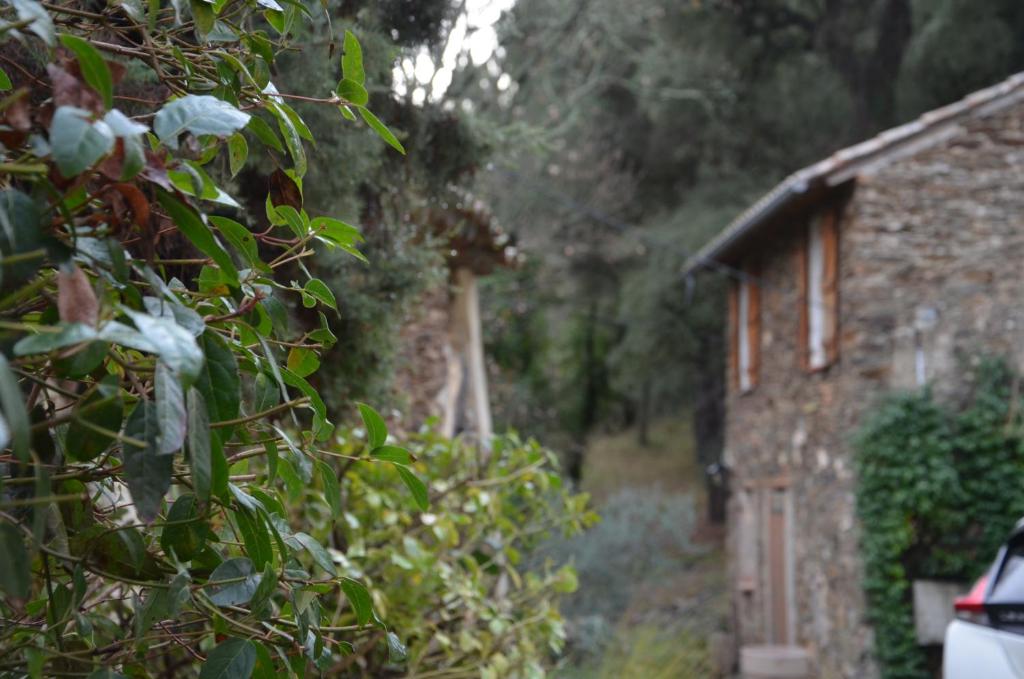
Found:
<box><xmin>680</xmin><ymin>171</ymin><xmax>819</xmax><ymax>276</ymax></box>
<box><xmin>680</xmin><ymin>70</ymin><xmax>1024</xmax><ymax>279</ymax></box>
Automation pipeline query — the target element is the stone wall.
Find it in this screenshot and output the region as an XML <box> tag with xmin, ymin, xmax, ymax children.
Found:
<box><xmin>724</xmin><ymin>97</ymin><xmax>1024</xmax><ymax>677</ymax></box>
<box><xmin>392</xmin><ymin>285</ymin><xmax>452</xmax><ymax>433</ymax></box>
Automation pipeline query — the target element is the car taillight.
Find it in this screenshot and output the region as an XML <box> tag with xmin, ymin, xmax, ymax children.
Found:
<box><xmin>954</xmin><ymin>575</ymin><xmax>990</xmax><ymax>625</ymax></box>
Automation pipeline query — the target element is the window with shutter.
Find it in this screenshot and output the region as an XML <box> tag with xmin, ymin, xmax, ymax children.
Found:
<box><xmin>802</xmin><ymin>208</ymin><xmax>840</xmax><ymax>371</ymax></box>
<box><xmin>731</xmin><ymin>263</ymin><xmax>761</xmax><ymax>392</ymax></box>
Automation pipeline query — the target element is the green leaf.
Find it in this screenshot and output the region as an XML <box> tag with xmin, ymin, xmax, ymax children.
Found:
<box><xmin>261</xmin><ymin>295</ymin><xmax>290</xmax><ymax>337</ymax></box>
<box><xmin>0</xmin><ymin>66</ymin><xmax>10</xmax><ymax>90</ymax></box>
<box><xmin>104</xmin><ymin>110</ymin><xmax>147</xmax><ymax>179</ymax></box>
<box><xmin>0</xmin><ymin>188</ymin><xmax>45</xmax><ymax>289</ymax></box>
<box><xmin>50</xmin><ymin>106</ymin><xmax>115</xmax><ymax>177</ymax></box>
<box><xmin>303</xmin><ymin>278</ymin><xmax>336</xmax><ymax>310</ymax></box>
<box><xmin>285</xmin><ymin>347</ymin><xmax>319</xmax><ymax>378</ymax></box>
<box><xmin>336</xmin><ymin>78</ymin><xmax>368</xmax><ymax>106</ymax></box>
<box><xmin>358</xmin><ymin>106</ymin><xmax>405</xmax><ymax>154</ymax></box>
<box><xmin>311</xmin><ymin>216</ymin><xmax>366</xmax><ymax>262</ymax></box>
<box><xmin>189</xmin><ymin>0</ymin><xmax>215</xmax><ymax>37</ymax></box>
<box><xmin>263</xmin><ymin>8</ymin><xmax>285</xmax><ymax>34</ymax></box>
<box><xmin>340</xmin><ymin>577</ymin><xmax>373</xmax><ymax>626</ymax></box>
<box><xmin>273</xmin><ymin>205</ymin><xmax>307</xmax><ymax>238</ymax></box>
<box><xmin>97</xmin><ymin>320</ymin><xmax>156</xmax><ymax>353</ymax></box>
<box><xmin>13</xmin><ymin>323</ymin><xmax>97</xmax><ymax>355</ymax></box>
<box><xmin>309</xmin><ymin>312</ymin><xmax>338</xmax><ymax>349</ymax></box>
<box><xmin>246</xmin><ymin>115</ymin><xmax>283</xmax><ymax>152</ymax></box>
<box><xmin>155</xmin><ymin>362</ymin><xmax>186</xmax><ymax>455</ymax></box>
<box><xmin>249</xmin><ymin>561</ymin><xmax>277</xmax><ymax>617</ymax></box>
<box><xmin>396</xmin><ymin>465</ymin><xmax>429</xmax><ymax>511</ymax></box>
<box><xmin>123</xmin><ymin>400</ymin><xmax>173</xmax><ymax>523</ymax></box>
<box><xmin>123</xmin><ymin>307</ymin><xmax>204</xmax><ymax>385</ymax></box>
<box><xmin>227</xmin><ymin>132</ymin><xmax>248</xmax><ymax>177</ymax></box>
<box><xmin>273</xmin><ymin>426</ymin><xmax>311</xmax><ymax>483</ymax></box>
<box><xmin>48</xmin><ymin>587</ymin><xmax>74</xmax><ymax>630</ymax></box>
<box><xmin>357</xmin><ymin>402</ymin><xmax>387</xmax><ymax>449</ymax></box>
<box><xmin>207</xmin><ymin>558</ymin><xmax>260</xmax><ymax>606</ymax></box>
<box><xmin>277</xmin><ymin>101</ymin><xmax>313</xmax><ymax>142</ymax></box>
<box><xmin>268</xmin><ymin>102</ymin><xmax>306</xmax><ymax>176</ymax></box>
<box><xmin>160</xmin><ymin>494</ymin><xmax>205</xmax><ymax>561</ymax></box>
<box><xmin>342</xmin><ymin>30</ymin><xmax>364</xmax><ymax>85</ymax></box>
<box><xmin>214</xmin><ymin>50</ymin><xmax>260</xmax><ymax>89</ymax></box>
<box><xmin>195</xmin><ymin>331</ymin><xmax>240</xmax><ymax>440</ymax></box>
<box><xmin>143</xmin><ymin>295</ymin><xmax>205</xmax><ymax>337</ymax></box>
<box><xmin>311</xmin><ymin>216</ymin><xmax>361</xmax><ymax>246</ymax></box>
<box><xmin>65</xmin><ymin>375</ymin><xmax>123</xmax><ymax>462</ymax></box>
<box><xmin>210</xmin><ymin>216</ymin><xmax>263</xmax><ymax>271</ymax></box>
<box><xmin>257</xmin><ymin>506</ymin><xmax>288</xmax><ymax>564</ymax></box>
<box><xmin>229</xmin><ymin>484</ymin><xmax>265</xmax><ymax>513</ymax></box>
<box><xmin>316</xmin><ymin>460</ymin><xmax>341</xmax><ymax>516</ymax></box>
<box><xmin>252</xmin><ymin>372</ymin><xmax>279</xmax><ymax>414</ymax></box>
<box><xmin>288</xmin><ymin>532</ymin><xmax>335</xmax><ymax>575</ymax></box>
<box><xmin>251</xmin><ymin>642</ymin><xmax>276</xmax><ymax>679</ymax></box>
<box><xmin>199</xmin><ymin>637</ymin><xmax>256</xmax><ymax>679</ymax></box>
<box><xmin>187</xmin><ymin>387</ymin><xmax>213</xmax><ymax>503</ymax></box>
<box><xmin>234</xmin><ymin>507</ymin><xmax>273</xmax><ymax>571</ymax></box>
<box><xmin>280</xmin><ymin>368</ymin><xmax>332</xmax><ymax>440</ymax></box>
<box><xmin>59</xmin><ymin>34</ymin><xmax>113</xmax><ymax>109</ymax></box>
<box><xmin>0</xmin><ymin>355</ymin><xmax>30</xmax><ymax>463</ymax></box>
<box><xmin>169</xmin><ymin>160</ymin><xmax>241</xmax><ymax>208</ymax></box>
<box><xmin>371</xmin><ymin>445</ymin><xmax>412</xmax><ymax>466</ymax></box>
<box><xmin>135</xmin><ymin>580</ymin><xmax>179</xmax><ymax>636</ymax></box>
<box><xmin>0</xmin><ymin>522</ymin><xmax>30</xmax><ymax>600</ymax></box>
<box><xmin>157</xmin><ymin>190</ymin><xmax>240</xmax><ymax>286</ymax></box>
<box><xmin>11</xmin><ymin>0</ymin><xmax>54</xmax><ymax>46</ymax></box>
<box><xmin>153</xmin><ymin>95</ymin><xmax>251</xmax><ymax>150</ymax></box>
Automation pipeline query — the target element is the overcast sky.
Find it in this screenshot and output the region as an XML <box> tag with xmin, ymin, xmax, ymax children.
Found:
<box><xmin>393</xmin><ymin>0</ymin><xmax>516</xmax><ymax>104</ymax></box>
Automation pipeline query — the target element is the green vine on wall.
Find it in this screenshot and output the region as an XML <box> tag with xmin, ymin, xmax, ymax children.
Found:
<box><xmin>856</xmin><ymin>358</ymin><xmax>1024</xmax><ymax>679</ymax></box>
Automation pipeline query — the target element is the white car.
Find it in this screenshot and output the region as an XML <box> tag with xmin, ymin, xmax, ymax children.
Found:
<box><xmin>945</xmin><ymin>524</ymin><xmax>1024</xmax><ymax>678</ymax></box>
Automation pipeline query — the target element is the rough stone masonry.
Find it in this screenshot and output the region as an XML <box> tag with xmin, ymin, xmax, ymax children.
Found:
<box><xmin>723</xmin><ymin>95</ymin><xmax>1024</xmax><ymax>678</ymax></box>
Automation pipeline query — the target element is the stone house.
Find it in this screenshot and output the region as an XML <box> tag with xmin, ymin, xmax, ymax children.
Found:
<box><xmin>681</xmin><ymin>71</ymin><xmax>1024</xmax><ymax>678</ymax></box>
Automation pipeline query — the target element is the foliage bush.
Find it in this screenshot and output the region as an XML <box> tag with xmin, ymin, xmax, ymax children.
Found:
<box><xmin>315</xmin><ymin>428</ymin><xmax>595</xmax><ymax>677</ymax></box>
<box><xmin>856</xmin><ymin>358</ymin><xmax>1024</xmax><ymax>679</ymax></box>
<box><xmin>0</xmin><ymin>2</ymin><xmax>590</xmax><ymax>676</ymax></box>
<box><xmin>583</xmin><ymin>623</ymin><xmax>711</xmax><ymax>679</ymax></box>
<box><xmin>532</xmin><ymin>487</ymin><xmax>700</xmax><ymax>630</ymax></box>
<box><xmin>0</xmin><ymin>0</ymin><xmax>423</xmax><ymax>672</ymax></box>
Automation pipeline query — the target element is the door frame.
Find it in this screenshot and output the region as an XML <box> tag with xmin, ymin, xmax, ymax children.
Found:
<box><xmin>745</xmin><ymin>475</ymin><xmax>796</xmax><ymax>645</ymax></box>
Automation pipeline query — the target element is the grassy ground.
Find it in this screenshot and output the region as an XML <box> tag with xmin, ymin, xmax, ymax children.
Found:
<box><xmin>553</xmin><ymin>415</ymin><xmax>729</xmax><ymax>678</ymax></box>
<box><xmin>580</xmin><ymin>417</ymin><xmax>704</xmax><ymax>502</ymax></box>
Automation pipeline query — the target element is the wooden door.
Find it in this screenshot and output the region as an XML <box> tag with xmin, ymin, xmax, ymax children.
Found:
<box><xmin>766</xmin><ymin>486</ymin><xmax>791</xmax><ymax>644</ymax></box>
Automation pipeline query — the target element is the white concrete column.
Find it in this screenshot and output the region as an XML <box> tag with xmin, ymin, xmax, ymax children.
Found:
<box><xmin>448</xmin><ymin>268</ymin><xmax>493</xmax><ymax>446</ymax></box>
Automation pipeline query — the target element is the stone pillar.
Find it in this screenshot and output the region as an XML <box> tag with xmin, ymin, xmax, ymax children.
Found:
<box><xmin>444</xmin><ymin>267</ymin><xmax>493</xmax><ymax>445</ymax></box>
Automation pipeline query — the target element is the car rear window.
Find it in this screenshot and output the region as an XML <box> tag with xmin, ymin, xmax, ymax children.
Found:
<box><xmin>991</xmin><ymin>545</ymin><xmax>1024</xmax><ymax>604</ymax></box>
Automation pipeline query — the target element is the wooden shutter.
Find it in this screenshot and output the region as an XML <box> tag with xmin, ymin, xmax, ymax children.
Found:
<box><xmin>747</xmin><ymin>268</ymin><xmax>761</xmax><ymax>388</ymax></box>
<box><xmin>820</xmin><ymin>208</ymin><xmax>840</xmax><ymax>365</ymax></box>
<box><xmin>796</xmin><ymin>232</ymin><xmax>809</xmax><ymax>371</ymax></box>
<box><xmin>728</xmin><ymin>281</ymin><xmax>739</xmax><ymax>390</ymax></box>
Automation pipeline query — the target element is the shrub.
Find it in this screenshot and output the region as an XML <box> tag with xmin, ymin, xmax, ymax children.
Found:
<box><xmin>0</xmin><ymin>1</ymin><xmax>469</xmax><ymax>675</ymax></box>
<box><xmin>590</xmin><ymin>623</ymin><xmax>712</xmax><ymax>679</ymax></box>
<box><xmin>533</xmin><ymin>487</ymin><xmax>701</xmax><ymax>624</ymax></box>
<box><xmin>297</xmin><ymin>428</ymin><xmax>597</xmax><ymax>676</ymax></box>
<box><xmin>856</xmin><ymin>358</ymin><xmax>1024</xmax><ymax>679</ymax></box>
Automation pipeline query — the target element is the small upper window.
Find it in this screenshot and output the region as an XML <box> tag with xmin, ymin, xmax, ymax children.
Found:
<box><xmin>800</xmin><ymin>210</ymin><xmax>839</xmax><ymax>370</ymax></box>
<box><xmin>730</xmin><ymin>263</ymin><xmax>760</xmax><ymax>392</ymax></box>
